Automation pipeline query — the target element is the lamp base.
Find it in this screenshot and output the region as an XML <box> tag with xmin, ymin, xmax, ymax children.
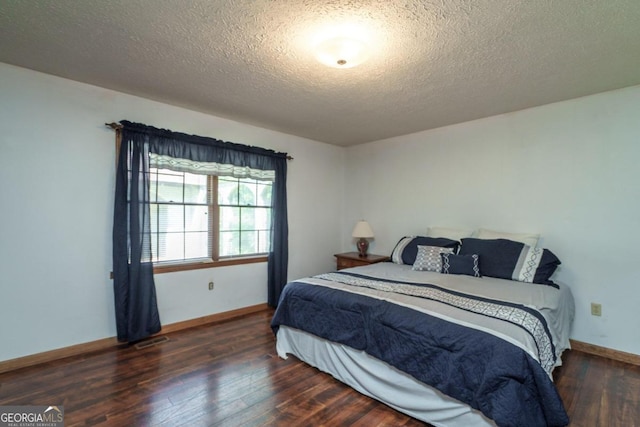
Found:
<box><xmin>356</xmin><ymin>238</ymin><xmax>369</xmax><ymax>257</ymax></box>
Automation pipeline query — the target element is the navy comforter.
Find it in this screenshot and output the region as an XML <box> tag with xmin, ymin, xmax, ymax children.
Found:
<box><xmin>271</xmin><ymin>279</ymin><xmax>569</xmax><ymax>427</ymax></box>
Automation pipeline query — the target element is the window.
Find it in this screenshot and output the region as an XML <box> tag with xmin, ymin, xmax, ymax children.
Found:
<box><xmin>112</xmin><ymin>120</ymin><xmax>288</xmax><ymax>333</ymax></box>
<box><xmin>218</xmin><ymin>175</ymin><xmax>272</xmax><ymax>257</ymax></box>
<box><xmin>147</xmin><ymin>167</ymin><xmax>272</xmax><ymax>268</ymax></box>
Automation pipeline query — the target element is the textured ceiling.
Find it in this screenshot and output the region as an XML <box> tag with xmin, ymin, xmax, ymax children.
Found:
<box><xmin>1</xmin><ymin>0</ymin><xmax>639</xmax><ymax>146</ymax></box>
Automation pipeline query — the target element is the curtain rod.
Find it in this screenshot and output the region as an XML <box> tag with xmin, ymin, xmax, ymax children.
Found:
<box><xmin>105</xmin><ymin>122</ymin><xmax>293</xmax><ymax>160</ymax></box>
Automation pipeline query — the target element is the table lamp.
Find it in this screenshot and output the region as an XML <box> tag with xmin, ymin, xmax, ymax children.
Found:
<box><xmin>352</xmin><ymin>220</ymin><xmax>374</xmax><ymax>257</ymax></box>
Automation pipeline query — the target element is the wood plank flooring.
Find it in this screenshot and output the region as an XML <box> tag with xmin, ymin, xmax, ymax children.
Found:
<box><xmin>1</xmin><ymin>309</ymin><xmax>638</xmax><ymax>426</ymax></box>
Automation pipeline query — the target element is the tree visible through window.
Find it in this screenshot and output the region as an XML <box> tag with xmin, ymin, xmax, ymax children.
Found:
<box><xmin>148</xmin><ymin>168</ymin><xmax>272</xmax><ymax>263</ymax></box>
<box><xmin>219</xmin><ymin>176</ymin><xmax>272</xmax><ymax>257</ymax></box>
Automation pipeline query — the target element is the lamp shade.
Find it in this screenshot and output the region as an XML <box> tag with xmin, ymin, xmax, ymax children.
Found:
<box><xmin>352</xmin><ymin>221</ymin><xmax>374</xmax><ymax>238</ymax></box>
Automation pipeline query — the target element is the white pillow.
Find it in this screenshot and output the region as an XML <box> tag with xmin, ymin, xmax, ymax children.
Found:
<box><xmin>473</xmin><ymin>228</ymin><xmax>540</xmax><ymax>248</ymax></box>
<box><xmin>426</xmin><ymin>227</ymin><xmax>473</xmax><ymax>242</ymax></box>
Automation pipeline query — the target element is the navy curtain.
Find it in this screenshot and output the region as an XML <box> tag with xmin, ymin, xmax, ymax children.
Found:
<box><xmin>113</xmin><ymin>122</ymin><xmax>289</xmax><ymax>342</ymax></box>
<box><xmin>267</xmin><ymin>159</ymin><xmax>288</xmax><ymax>307</ymax></box>
<box><xmin>113</xmin><ymin>130</ymin><xmax>161</xmax><ymax>342</ymax></box>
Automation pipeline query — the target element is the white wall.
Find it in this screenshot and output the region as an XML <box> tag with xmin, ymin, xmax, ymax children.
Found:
<box><xmin>0</xmin><ymin>63</ymin><xmax>344</xmax><ymax>362</ymax></box>
<box><xmin>344</xmin><ymin>85</ymin><xmax>640</xmax><ymax>356</ymax></box>
<box><xmin>2</xmin><ymin>60</ymin><xmax>637</xmax><ymax>362</ymax></box>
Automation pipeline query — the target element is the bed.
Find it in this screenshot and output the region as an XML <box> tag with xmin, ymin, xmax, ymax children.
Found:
<box><xmin>271</xmin><ymin>236</ymin><xmax>575</xmax><ymax>427</ymax></box>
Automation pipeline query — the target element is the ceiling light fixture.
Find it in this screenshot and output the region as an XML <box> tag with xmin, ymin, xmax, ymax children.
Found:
<box><xmin>315</xmin><ymin>37</ymin><xmax>369</xmax><ymax>69</ymax></box>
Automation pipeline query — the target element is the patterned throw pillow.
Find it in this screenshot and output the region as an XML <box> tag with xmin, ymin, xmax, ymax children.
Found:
<box><xmin>441</xmin><ymin>253</ymin><xmax>481</xmax><ymax>278</ymax></box>
<box><xmin>412</xmin><ymin>245</ymin><xmax>454</xmax><ymax>272</ymax></box>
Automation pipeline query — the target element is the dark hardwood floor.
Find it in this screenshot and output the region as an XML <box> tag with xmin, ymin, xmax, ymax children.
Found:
<box><xmin>1</xmin><ymin>309</ymin><xmax>638</xmax><ymax>426</ymax></box>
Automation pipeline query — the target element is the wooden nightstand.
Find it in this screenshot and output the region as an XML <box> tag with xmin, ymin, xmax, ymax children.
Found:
<box><xmin>334</xmin><ymin>252</ymin><xmax>390</xmax><ymax>270</ymax></box>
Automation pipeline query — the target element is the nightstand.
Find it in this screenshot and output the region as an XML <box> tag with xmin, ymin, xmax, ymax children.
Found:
<box><xmin>334</xmin><ymin>252</ymin><xmax>390</xmax><ymax>270</ymax></box>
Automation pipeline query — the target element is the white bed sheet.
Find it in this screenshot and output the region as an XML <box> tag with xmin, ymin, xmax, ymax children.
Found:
<box><xmin>277</xmin><ymin>325</ymin><xmax>496</xmax><ymax>427</ymax></box>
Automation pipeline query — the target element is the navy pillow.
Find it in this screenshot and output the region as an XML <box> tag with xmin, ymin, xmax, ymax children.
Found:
<box><xmin>459</xmin><ymin>238</ymin><xmax>560</xmax><ymax>287</ymax></box>
<box><xmin>441</xmin><ymin>253</ymin><xmax>481</xmax><ymax>277</ymax></box>
<box><xmin>391</xmin><ymin>236</ymin><xmax>459</xmax><ymax>265</ymax></box>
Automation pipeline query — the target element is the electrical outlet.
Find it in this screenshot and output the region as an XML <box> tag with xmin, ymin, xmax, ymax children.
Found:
<box><xmin>208</xmin><ymin>281</ymin><xmax>214</xmax><ymax>291</ymax></box>
<box><xmin>590</xmin><ymin>302</ymin><xmax>602</xmax><ymax>316</ymax></box>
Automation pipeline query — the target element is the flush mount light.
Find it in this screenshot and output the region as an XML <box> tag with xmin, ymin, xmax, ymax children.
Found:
<box><xmin>315</xmin><ymin>37</ymin><xmax>369</xmax><ymax>68</ymax></box>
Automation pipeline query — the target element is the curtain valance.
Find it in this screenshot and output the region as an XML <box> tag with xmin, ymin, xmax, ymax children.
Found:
<box><xmin>120</xmin><ymin>120</ymin><xmax>288</xmax><ymax>166</ymax></box>
<box><xmin>149</xmin><ymin>153</ymin><xmax>276</xmax><ymax>181</ymax></box>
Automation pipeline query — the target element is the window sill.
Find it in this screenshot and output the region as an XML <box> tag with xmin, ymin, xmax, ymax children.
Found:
<box><xmin>110</xmin><ymin>256</ymin><xmax>268</xmax><ymax>279</ymax></box>
<box><xmin>153</xmin><ymin>256</ymin><xmax>268</xmax><ymax>274</ymax></box>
